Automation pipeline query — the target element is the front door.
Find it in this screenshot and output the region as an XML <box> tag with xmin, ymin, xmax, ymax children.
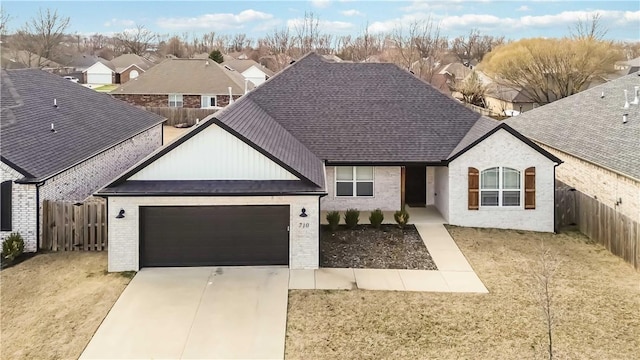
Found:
<box><xmin>405</xmin><ymin>166</ymin><xmax>426</xmax><ymax>207</ymax></box>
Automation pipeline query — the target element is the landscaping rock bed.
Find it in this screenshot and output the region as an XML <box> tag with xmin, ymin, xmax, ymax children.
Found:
<box><xmin>320</xmin><ymin>224</ymin><xmax>437</xmax><ymax>270</ymax></box>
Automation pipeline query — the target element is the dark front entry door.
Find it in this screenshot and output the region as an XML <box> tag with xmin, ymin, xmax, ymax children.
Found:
<box><xmin>405</xmin><ymin>166</ymin><xmax>426</xmax><ymax>206</ymax></box>
<box><xmin>140</xmin><ymin>205</ymin><xmax>290</xmax><ymax>267</ymax></box>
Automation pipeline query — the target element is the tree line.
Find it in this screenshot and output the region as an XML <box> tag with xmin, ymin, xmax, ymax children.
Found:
<box><xmin>2</xmin><ymin>7</ymin><xmax>638</xmax><ymax>107</ymax></box>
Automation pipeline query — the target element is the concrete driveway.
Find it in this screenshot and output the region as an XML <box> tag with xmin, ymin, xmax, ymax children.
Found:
<box><xmin>80</xmin><ymin>267</ymin><xmax>289</xmax><ymax>360</ymax></box>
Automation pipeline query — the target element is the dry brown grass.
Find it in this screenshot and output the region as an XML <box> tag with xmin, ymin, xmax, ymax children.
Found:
<box><xmin>286</xmin><ymin>228</ymin><xmax>640</xmax><ymax>360</ymax></box>
<box><xmin>0</xmin><ymin>252</ymin><xmax>130</xmax><ymax>360</ymax></box>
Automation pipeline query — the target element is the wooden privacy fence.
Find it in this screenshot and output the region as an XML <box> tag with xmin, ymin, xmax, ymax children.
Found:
<box><xmin>555</xmin><ymin>181</ymin><xmax>640</xmax><ymax>270</ymax></box>
<box><xmin>145</xmin><ymin>107</ymin><xmax>218</xmax><ymax>126</ymax></box>
<box><xmin>42</xmin><ymin>200</ymin><xmax>107</xmax><ymax>251</ymax></box>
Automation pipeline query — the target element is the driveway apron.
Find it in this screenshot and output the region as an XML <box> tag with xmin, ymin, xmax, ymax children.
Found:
<box><xmin>80</xmin><ymin>266</ymin><xmax>289</xmax><ymax>360</ymax></box>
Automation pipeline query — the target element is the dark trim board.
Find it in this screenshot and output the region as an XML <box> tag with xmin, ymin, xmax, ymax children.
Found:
<box><xmin>325</xmin><ymin>161</ymin><xmax>448</xmax><ymax>167</ymax></box>
<box><xmin>139</xmin><ymin>205</ymin><xmax>290</xmax><ymax>267</ymax></box>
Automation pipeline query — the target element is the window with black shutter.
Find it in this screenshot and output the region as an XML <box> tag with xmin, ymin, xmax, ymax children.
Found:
<box><xmin>1</xmin><ymin>181</ymin><xmax>12</xmax><ymax>231</ymax></box>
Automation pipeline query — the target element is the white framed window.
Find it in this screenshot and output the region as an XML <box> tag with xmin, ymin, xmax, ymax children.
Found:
<box><xmin>480</xmin><ymin>167</ymin><xmax>521</xmax><ymax>207</ymax></box>
<box><xmin>168</xmin><ymin>94</ymin><xmax>183</xmax><ymax>108</ymax></box>
<box><xmin>201</xmin><ymin>95</ymin><xmax>217</xmax><ymax>108</ymax></box>
<box><xmin>335</xmin><ymin>166</ymin><xmax>374</xmax><ymax>197</ymax></box>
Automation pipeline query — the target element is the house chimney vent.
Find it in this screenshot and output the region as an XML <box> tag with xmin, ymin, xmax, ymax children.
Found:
<box><xmin>51</xmin><ymin>123</ymin><xmax>56</xmax><ymax>132</ymax></box>
<box><xmin>53</xmin><ymin>98</ymin><xmax>58</xmax><ymax>108</ymax></box>
<box><xmin>228</xmin><ymin>87</ymin><xmax>234</xmax><ymax>105</ymax></box>
<box><xmin>623</xmin><ymin>90</ymin><xmax>629</xmax><ymax>109</ymax></box>
<box><xmin>631</xmin><ymin>86</ymin><xmax>639</xmax><ymax>105</ymax></box>
<box><xmin>623</xmin><ymin>113</ymin><xmax>628</xmax><ymax>124</ymax></box>
<box><xmin>205</xmin><ymin>61</ymin><xmax>209</xmax><ymax>66</ymax></box>
<box><xmin>600</xmin><ymin>91</ymin><xmax>604</xmax><ymax>99</ymax></box>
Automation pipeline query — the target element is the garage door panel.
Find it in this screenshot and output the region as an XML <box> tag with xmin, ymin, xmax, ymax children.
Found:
<box><xmin>141</xmin><ymin>205</ymin><xmax>289</xmax><ymax>267</ymax></box>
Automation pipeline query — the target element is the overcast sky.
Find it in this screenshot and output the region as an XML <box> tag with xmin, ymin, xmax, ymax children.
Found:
<box><xmin>3</xmin><ymin>1</ymin><xmax>640</xmax><ymax>41</ymax></box>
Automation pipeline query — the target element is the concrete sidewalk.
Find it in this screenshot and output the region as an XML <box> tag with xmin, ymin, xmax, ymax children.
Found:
<box><xmin>292</xmin><ymin>223</ymin><xmax>488</xmax><ymax>293</ymax></box>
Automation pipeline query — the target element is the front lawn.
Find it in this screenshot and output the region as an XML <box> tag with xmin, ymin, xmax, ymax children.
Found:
<box><xmin>286</xmin><ymin>228</ymin><xmax>640</xmax><ymax>359</ymax></box>
<box><xmin>0</xmin><ymin>252</ymin><xmax>131</xmax><ymax>360</ymax></box>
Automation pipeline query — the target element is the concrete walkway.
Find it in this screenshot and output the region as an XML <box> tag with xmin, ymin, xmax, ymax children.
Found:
<box><xmin>81</xmin><ymin>267</ymin><xmax>289</xmax><ymax>360</ymax></box>
<box><xmin>295</xmin><ymin>207</ymin><xmax>488</xmax><ymax>293</ymax></box>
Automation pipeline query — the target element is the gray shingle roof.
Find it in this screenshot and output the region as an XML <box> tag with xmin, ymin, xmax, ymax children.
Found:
<box><xmin>214</xmin><ymin>98</ymin><xmax>325</xmax><ymax>187</ymax></box>
<box><xmin>112</xmin><ymin>58</ymin><xmax>252</xmax><ymax>95</ymax></box>
<box><xmin>110</xmin><ymin>53</ymin><xmax>154</xmax><ymax>73</ymax></box>
<box><xmin>448</xmin><ymin>117</ymin><xmax>500</xmax><ymax>158</ymax></box>
<box><xmin>507</xmin><ymin>73</ymin><xmax>640</xmax><ymax>180</ymax></box>
<box><xmin>99</xmin><ymin>180</ymin><xmax>323</xmax><ymax>196</ymax></box>
<box><xmin>222</xmin><ymin>59</ymin><xmax>275</xmax><ymax>77</ymax></box>
<box><xmin>1</xmin><ymin>69</ymin><xmax>165</xmax><ymax>181</ymax></box>
<box><xmin>223</xmin><ymin>53</ymin><xmax>486</xmax><ymax>163</ymax></box>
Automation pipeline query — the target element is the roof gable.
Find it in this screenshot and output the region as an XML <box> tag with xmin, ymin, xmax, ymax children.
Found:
<box><xmin>507</xmin><ymin>73</ymin><xmax>640</xmax><ymax>180</ymax></box>
<box><xmin>83</xmin><ymin>60</ymin><xmax>115</xmax><ymax>73</ymax></box>
<box><xmin>106</xmin><ymin>114</ymin><xmax>324</xmax><ymax>189</ymax></box>
<box><xmin>129</xmin><ymin>123</ymin><xmax>299</xmax><ymax>181</ymax></box>
<box><xmin>448</xmin><ymin>123</ymin><xmax>562</xmax><ymax>164</ymax></box>
<box><xmin>0</xmin><ymin>69</ymin><xmax>165</xmax><ymax>181</ymax></box>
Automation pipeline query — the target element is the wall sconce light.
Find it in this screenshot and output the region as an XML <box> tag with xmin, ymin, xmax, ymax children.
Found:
<box><xmin>115</xmin><ymin>209</ymin><xmax>125</xmax><ymax>219</ymax></box>
<box><xmin>299</xmin><ymin>208</ymin><xmax>308</xmax><ymax>217</ymax></box>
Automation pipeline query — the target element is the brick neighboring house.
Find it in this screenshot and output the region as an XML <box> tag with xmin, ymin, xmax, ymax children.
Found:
<box><xmin>111</xmin><ymin>58</ymin><xmax>253</xmax><ymax>109</ymax></box>
<box><xmin>0</xmin><ymin>69</ymin><xmax>165</xmax><ymax>251</ymax></box>
<box><xmin>508</xmin><ymin>73</ymin><xmax>640</xmax><ymax>222</ymax></box>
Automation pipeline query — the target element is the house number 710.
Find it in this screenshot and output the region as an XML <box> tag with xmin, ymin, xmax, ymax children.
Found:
<box><xmin>299</xmin><ymin>222</ymin><xmax>310</xmax><ymax>228</ymax></box>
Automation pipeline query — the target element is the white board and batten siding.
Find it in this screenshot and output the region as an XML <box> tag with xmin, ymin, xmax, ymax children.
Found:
<box><xmin>447</xmin><ymin>128</ymin><xmax>557</xmax><ymax>232</ymax></box>
<box><xmin>242</xmin><ymin>66</ymin><xmax>268</xmax><ymax>86</ymax></box>
<box><xmin>130</xmin><ymin>124</ymin><xmax>299</xmax><ymax>181</ymax></box>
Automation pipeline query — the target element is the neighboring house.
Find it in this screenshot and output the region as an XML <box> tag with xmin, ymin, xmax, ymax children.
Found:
<box><xmin>111</xmin><ymin>58</ymin><xmax>252</xmax><ymax>109</ymax></box>
<box><xmin>0</xmin><ymin>49</ymin><xmax>64</xmax><ymax>71</ymax></box>
<box><xmin>97</xmin><ymin>53</ymin><xmax>561</xmax><ymax>271</ymax></box>
<box><xmin>111</xmin><ymin>53</ymin><xmax>155</xmax><ymax>84</ymax></box>
<box><xmin>221</xmin><ymin>59</ymin><xmax>275</xmax><ymax>86</ymax></box>
<box><xmin>0</xmin><ymin>69</ymin><xmax>164</xmax><ymax>251</ymax></box>
<box><xmin>507</xmin><ymin>73</ymin><xmax>640</xmax><ymax>222</ymax></box>
<box><xmin>59</xmin><ymin>54</ymin><xmax>109</xmax><ymax>82</ymax></box>
<box><xmin>82</xmin><ymin>58</ymin><xmax>115</xmax><ymax>85</ymax></box>
<box><xmin>438</xmin><ymin>62</ymin><xmax>473</xmax><ymax>83</ymax></box>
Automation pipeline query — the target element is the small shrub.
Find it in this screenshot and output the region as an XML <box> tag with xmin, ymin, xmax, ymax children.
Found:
<box><xmin>2</xmin><ymin>232</ymin><xmax>24</xmax><ymax>262</ymax></box>
<box><xmin>326</xmin><ymin>211</ymin><xmax>340</xmax><ymax>231</ymax></box>
<box><xmin>344</xmin><ymin>209</ymin><xmax>360</xmax><ymax>229</ymax></box>
<box><xmin>369</xmin><ymin>209</ymin><xmax>384</xmax><ymax>229</ymax></box>
<box><xmin>394</xmin><ymin>209</ymin><xmax>410</xmax><ymax>229</ymax></box>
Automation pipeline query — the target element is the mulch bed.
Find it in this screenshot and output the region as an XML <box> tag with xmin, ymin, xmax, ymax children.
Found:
<box><xmin>320</xmin><ymin>224</ymin><xmax>437</xmax><ymax>270</ymax></box>
<box><xmin>0</xmin><ymin>252</ymin><xmax>37</xmax><ymax>271</ymax></box>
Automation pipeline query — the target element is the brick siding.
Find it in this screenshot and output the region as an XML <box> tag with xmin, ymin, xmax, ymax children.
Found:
<box><xmin>1</xmin><ymin>163</ymin><xmax>38</xmax><ymax>251</ymax></box>
<box><xmin>321</xmin><ymin>166</ymin><xmax>401</xmax><ymax>211</ymax></box>
<box><xmin>539</xmin><ymin>144</ymin><xmax>640</xmax><ymax>221</ymax></box>
<box><xmin>112</xmin><ymin>94</ymin><xmax>243</xmax><ymax>108</ymax></box>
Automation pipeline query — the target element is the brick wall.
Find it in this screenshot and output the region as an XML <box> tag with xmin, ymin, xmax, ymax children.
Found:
<box><xmin>118</xmin><ymin>66</ymin><xmax>143</xmax><ymax>84</ymax></box>
<box><xmin>107</xmin><ymin>195</ymin><xmax>320</xmax><ymax>271</ymax></box>
<box><xmin>540</xmin><ymin>144</ymin><xmax>640</xmax><ymax>221</ymax></box>
<box><xmin>38</xmin><ymin>125</ymin><xmax>162</xmax><ymax>245</ymax></box>
<box><xmin>112</xmin><ymin>94</ymin><xmax>243</xmax><ymax>108</ymax></box>
<box><xmin>448</xmin><ymin>129</ymin><xmax>557</xmax><ymax>232</ymax></box>
<box><xmin>1</xmin><ymin>163</ymin><xmax>38</xmax><ymax>251</ymax></box>
<box><xmin>321</xmin><ymin>166</ymin><xmax>401</xmax><ymax>211</ymax></box>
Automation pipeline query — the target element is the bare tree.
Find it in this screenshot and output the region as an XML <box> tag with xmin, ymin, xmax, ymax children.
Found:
<box><xmin>0</xmin><ymin>6</ymin><xmax>11</xmax><ymax>39</ymax></box>
<box><xmin>451</xmin><ymin>29</ymin><xmax>504</xmax><ymax>63</ymax></box>
<box><xmin>527</xmin><ymin>241</ymin><xmax>561</xmax><ymax>360</ymax></box>
<box><xmin>292</xmin><ymin>11</ymin><xmax>321</xmax><ymax>56</ymax></box>
<box><xmin>115</xmin><ymin>24</ymin><xmax>156</xmax><ymax>55</ymax></box>
<box><xmin>454</xmin><ymin>70</ymin><xmax>486</xmax><ymax>107</ymax></box>
<box><xmin>571</xmin><ymin>13</ymin><xmax>607</xmax><ymax>41</ymax></box>
<box><xmin>19</xmin><ymin>8</ymin><xmax>70</xmax><ymax>64</ymax></box>
<box><xmin>389</xmin><ymin>18</ymin><xmax>445</xmax><ymax>81</ymax></box>
<box><xmin>229</xmin><ymin>33</ymin><xmax>249</xmax><ymax>53</ymax></box>
<box><xmin>261</xmin><ymin>27</ymin><xmax>294</xmax><ymax>71</ymax></box>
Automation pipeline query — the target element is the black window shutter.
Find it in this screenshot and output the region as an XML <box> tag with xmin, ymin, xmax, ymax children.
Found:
<box><xmin>1</xmin><ymin>181</ymin><xmax>12</xmax><ymax>231</ymax></box>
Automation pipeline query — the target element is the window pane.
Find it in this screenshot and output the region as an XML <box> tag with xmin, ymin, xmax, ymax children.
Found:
<box><xmin>503</xmin><ymin>168</ymin><xmax>521</xmax><ymax>189</ymax></box>
<box><xmin>481</xmin><ymin>168</ymin><xmax>499</xmax><ymax>189</ymax></box>
<box><xmin>356</xmin><ymin>182</ymin><xmax>373</xmax><ymax>196</ymax></box>
<box><xmin>356</xmin><ymin>166</ymin><xmax>374</xmax><ymax>180</ymax></box>
<box><xmin>336</xmin><ymin>182</ymin><xmax>353</xmax><ymax>196</ymax></box>
<box><xmin>503</xmin><ymin>191</ymin><xmax>521</xmax><ymax>206</ymax></box>
<box><xmin>481</xmin><ymin>191</ymin><xmax>498</xmax><ymax>206</ymax></box>
<box><xmin>336</xmin><ymin>167</ymin><xmax>353</xmax><ymax>181</ymax></box>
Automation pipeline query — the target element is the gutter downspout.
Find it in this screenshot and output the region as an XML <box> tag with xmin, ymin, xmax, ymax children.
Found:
<box><xmin>228</xmin><ymin>87</ymin><xmax>234</xmax><ymax>105</ymax></box>
<box><xmin>35</xmin><ymin>181</ymin><xmax>44</xmax><ymax>250</ymax></box>
<box><xmin>553</xmin><ymin>163</ymin><xmax>560</xmax><ymax>233</ymax></box>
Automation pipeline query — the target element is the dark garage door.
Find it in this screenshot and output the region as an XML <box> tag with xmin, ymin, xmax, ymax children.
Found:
<box><xmin>140</xmin><ymin>205</ymin><xmax>290</xmax><ymax>267</ymax></box>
